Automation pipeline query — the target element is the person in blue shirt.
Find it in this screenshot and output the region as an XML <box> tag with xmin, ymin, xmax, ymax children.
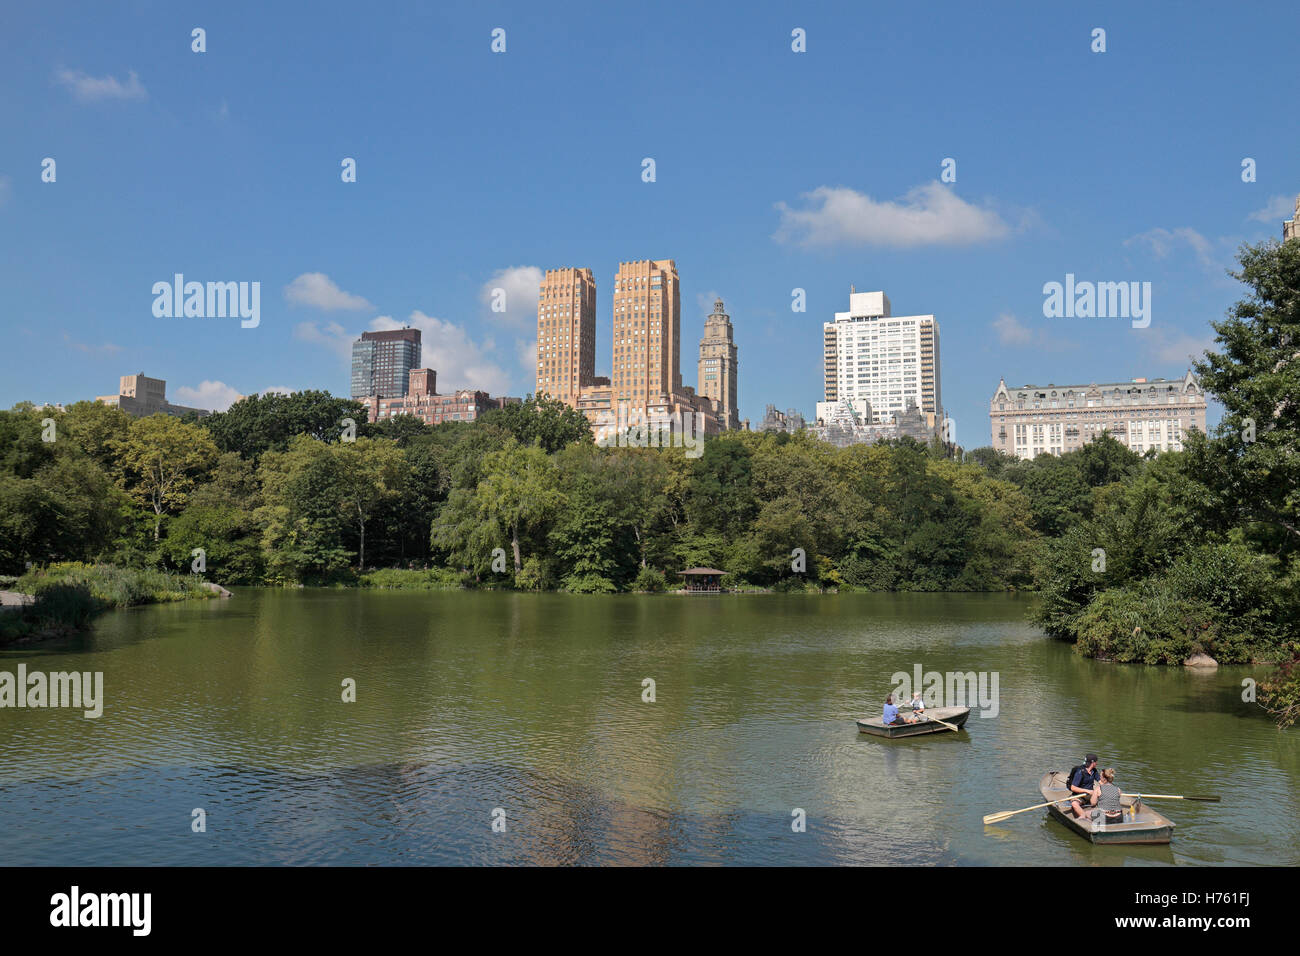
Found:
<box><xmin>882</xmin><ymin>694</ymin><xmax>920</xmax><ymax>725</ymax></box>
<box><xmin>1068</xmin><ymin>754</ymin><xmax>1102</xmax><ymax>819</ymax></box>
<box><xmin>883</xmin><ymin>695</ymin><xmax>900</xmax><ymax>724</ymax></box>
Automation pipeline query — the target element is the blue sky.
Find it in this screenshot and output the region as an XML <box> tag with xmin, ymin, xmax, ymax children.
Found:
<box><xmin>3</xmin><ymin>0</ymin><xmax>1298</xmax><ymax>444</ymax></box>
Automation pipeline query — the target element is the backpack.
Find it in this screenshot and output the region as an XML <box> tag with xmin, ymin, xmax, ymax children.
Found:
<box><xmin>1065</xmin><ymin>765</ymin><xmax>1087</xmax><ymax>790</ymax></box>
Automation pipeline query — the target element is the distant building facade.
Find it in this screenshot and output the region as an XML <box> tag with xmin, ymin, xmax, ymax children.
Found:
<box><xmin>823</xmin><ymin>289</ymin><xmax>942</xmax><ymax>428</ymax></box>
<box><xmin>540</xmin><ymin>259</ymin><xmax>721</xmax><ymax>439</ymax></box>
<box><xmin>813</xmin><ymin>396</ymin><xmax>937</xmax><ymax>447</ymax></box>
<box><xmin>535</xmin><ymin>267</ymin><xmax>597</xmax><ymax>405</ymax></box>
<box><xmin>697</xmin><ymin>298</ymin><xmax>739</xmax><ymax>430</ymax></box>
<box><xmin>362</xmin><ymin>367</ymin><xmax>510</xmax><ymax>425</ymax></box>
<box><xmin>989</xmin><ymin>373</ymin><xmax>1207</xmax><ymax>459</ymax></box>
<box><xmin>351</xmin><ymin>328</ymin><xmax>421</xmax><ymax>399</ymax></box>
<box><xmin>95</xmin><ymin>373</ymin><xmax>211</xmax><ymax>418</ymax></box>
<box><xmin>1285</xmin><ymin>194</ymin><xmax>1299</xmax><ymax>242</ymax></box>
<box><xmin>758</xmin><ymin>404</ymin><xmax>806</xmax><ymax>434</ymax></box>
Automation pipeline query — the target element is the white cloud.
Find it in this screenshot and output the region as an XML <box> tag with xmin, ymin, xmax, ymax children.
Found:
<box><xmin>516</xmin><ymin>338</ymin><xmax>538</xmax><ymax>371</ymax></box>
<box><xmin>55</xmin><ymin>68</ymin><xmax>147</xmax><ymax>102</ymax></box>
<box><xmin>774</xmin><ymin>181</ymin><xmax>1012</xmax><ymax>247</ymax></box>
<box><xmin>696</xmin><ymin>290</ymin><xmax>723</xmax><ymax>317</ymax></box>
<box><xmin>284</xmin><ymin>272</ymin><xmax>374</xmax><ymax>311</ymax></box>
<box><xmin>62</xmin><ymin>333</ymin><xmax>121</xmax><ymax>355</ymax></box>
<box><xmin>174</xmin><ymin>380</ymin><xmax>245</xmax><ymax>412</ymax></box>
<box><xmin>293</xmin><ymin>320</ymin><xmax>353</xmax><ymax>357</ymax></box>
<box><xmin>1247</xmin><ymin>194</ymin><xmax>1297</xmax><ymax>224</ymax></box>
<box><xmin>479</xmin><ymin>266</ymin><xmax>543</xmax><ymax>326</ymax></box>
<box><xmin>991</xmin><ymin>312</ymin><xmax>1075</xmax><ymax>352</ymax></box>
<box><xmin>1124</xmin><ymin>227</ymin><xmax>1216</xmax><ymax>269</ymax></box>
<box><xmin>370</xmin><ymin>312</ymin><xmax>513</xmax><ymax>395</ymax></box>
<box><xmin>992</xmin><ymin>313</ymin><xmax>1034</xmax><ymax>346</ymax></box>
<box><xmin>1143</xmin><ymin>328</ymin><xmax>1215</xmax><ymax>366</ymax></box>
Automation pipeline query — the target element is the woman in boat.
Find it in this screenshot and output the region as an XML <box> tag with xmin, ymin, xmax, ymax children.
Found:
<box><xmin>1095</xmin><ymin>768</ymin><xmax>1125</xmax><ymax>826</ymax></box>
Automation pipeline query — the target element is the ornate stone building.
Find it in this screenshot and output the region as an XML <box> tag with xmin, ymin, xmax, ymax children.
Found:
<box><xmin>988</xmin><ymin>372</ymin><xmax>1207</xmax><ymax>459</ymax></box>
<box><xmin>813</xmin><ymin>396</ymin><xmax>936</xmax><ymax>447</ymax></box>
<box><xmin>758</xmin><ymin>404</ymin><xmax>806</xmax><ymax>434</ymax></box>
<box><xmin>697</xmin><ymin>298</ymin><xmax>739</xmax><ymax>430</ymax></box>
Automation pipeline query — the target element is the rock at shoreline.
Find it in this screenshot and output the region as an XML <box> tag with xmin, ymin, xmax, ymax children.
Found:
<box><xmin>202</xmin><ymin>582</ymin><xmax>233</xmax><ymax>598</ymax></box>
<box><xmin>1184</xmin><ymin>653</ymin><xmax>1218</xmax><ymax>668</ymax></box>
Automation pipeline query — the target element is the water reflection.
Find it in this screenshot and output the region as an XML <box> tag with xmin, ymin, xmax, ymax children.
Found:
<box><xmin>0</xmin><ymin>590</ymin><xmax>1296</xmax><ymax>865</ymax></box>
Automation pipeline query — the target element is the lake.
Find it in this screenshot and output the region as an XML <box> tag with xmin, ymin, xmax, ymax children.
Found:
<box><xmin>1</xmin><ymin>590</ymin><xmax>1295</xmax><ymax>865</ymax></box>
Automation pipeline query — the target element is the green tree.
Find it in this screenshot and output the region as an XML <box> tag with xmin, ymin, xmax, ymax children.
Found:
<box><xmin>1191</xmin><ymin>238</ymin><xmax>1300</xmax><ymax>557</ymax></box>
<box><xmin>477</xmin><ymin>395</ymin><xmax>592</xmax><ymax>453</ymax></box>
<box><xmin>331</xmin><ymin>438</ymin><xmax>409</xmax><ymax>570</ymax></box>
<box><xmin>256</xmin><ymin>436</ymin><xmax>351</xmax><ymax>582</ymax></box>
<box><xmin>202</xmin><ymin>390</ymin><xmax>367</xmax><ymax>459</ymax></box>
<box><xmin>113</xmin><ymin>415</ymin><xmax>219</xmax><ymax>541</ymax></box>
<box><xmin>474</xmin><ymin>440</ymin><xmax>565</xmax><ymax>573</ymax></box>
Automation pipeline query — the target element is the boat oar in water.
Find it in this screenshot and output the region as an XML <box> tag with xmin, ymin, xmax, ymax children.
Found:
<box><xmin>1134</xmin><ymin>793</ymin><xmax>1221</xmax><ymax>802</ymax></box>
<box><xmin>918</xmin><ymin>712</ymin><xmax>959</xmax><ymax>732</ymax></box>
<box><xmin>983</xmin><ymin>795</ymin><xmax>1084</xmax><ymax>826</ymax></box>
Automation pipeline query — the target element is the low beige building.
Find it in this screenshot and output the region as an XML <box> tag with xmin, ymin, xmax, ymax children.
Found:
<box><xmin>989</xmin><ymin>373</ymin><xmax>1206</xmax><ymax>459</ymax></box>
<box><xmin>96</xmin><ymin>373</ymin><xmax>211</xmax><ymax>418</ymax></box>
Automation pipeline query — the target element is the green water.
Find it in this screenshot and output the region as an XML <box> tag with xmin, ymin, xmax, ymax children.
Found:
<box><xmin>0</xmin><ymin>590</ymin><xmax>1295</xmax><ymax>865</ymax></box>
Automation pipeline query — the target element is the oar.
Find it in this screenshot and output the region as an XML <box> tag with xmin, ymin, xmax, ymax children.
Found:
<box><xmin>983</xmin><ymin>794</ymin><xmax>1086</xmax><ymax>826</ymax></box>
<box><xmin>1133</xmin><ymin>793</ymin><xmax>1221</xmax><ymax>802</ymax></box>
<box><xmin>918</xmin><ymin>711</ymin><xmax>959</xmax><ymax>732</ymax></box>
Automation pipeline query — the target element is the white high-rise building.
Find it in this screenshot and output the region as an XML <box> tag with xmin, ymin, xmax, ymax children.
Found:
<box><xmin>820</xmin><ymin>290</ymin><xmax>941</xmax><ymax>427</ymax></box>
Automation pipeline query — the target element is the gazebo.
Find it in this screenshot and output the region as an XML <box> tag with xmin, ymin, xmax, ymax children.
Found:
<box><xmin>678</xmin><ymin>567</ymin><xmax>727</xmax><ymax>593</ymax></box>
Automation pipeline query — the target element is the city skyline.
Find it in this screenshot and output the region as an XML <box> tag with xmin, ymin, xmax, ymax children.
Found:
<box><xmin>6</xmin><ymin>4</ymin><xmax>1300</xmax><ymax>439</ymax></box>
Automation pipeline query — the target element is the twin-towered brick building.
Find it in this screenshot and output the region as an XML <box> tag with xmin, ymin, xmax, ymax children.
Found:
<box><xmin>537</xmin><ymin>260</ymin><xmax>739</xmax><ymax>435</ymax></box>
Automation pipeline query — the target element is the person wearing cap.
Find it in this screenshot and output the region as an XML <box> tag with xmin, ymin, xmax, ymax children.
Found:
<box><xmin>1068</xmin><ymin>754</ymin><xmax>1102</xmax><ymax>819</ymax></box>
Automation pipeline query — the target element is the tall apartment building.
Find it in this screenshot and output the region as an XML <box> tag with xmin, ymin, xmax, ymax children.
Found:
<box><xmin>535</xmin><ymin>267</ymin><xmax>597</xmax><ymax>405</ymax></box>
<box><xmin>351</xmin><ymin>328</ymin><xmax>421</xmax><ymax>399</ymax></box>
<box><xmin>989</xmin><ymin>373</ymin><xmax>1207</xmax><ymax>459</ymax></box>
<box><xmin>697</xmin><ymin>298</ymin><xmax>739</xmax><ymax>430</ymax></box>
<box><xmin>821</xmin><ymin>290</ymin><xmax>941</xmax><ymax>427</ymax></box>
<box><xmin>95</xmin><ymin>372</ymin><xmax>210</xmax><ymax>418</ymax></box>
<box><xmin>1284</xmin><ymin>194</ymin><xmax>1299</xmax><ymax>241</ymax></box>
<box><xmin>610</xmin><ymin>259</ymin><xmax>682</xmax><ymax>405</ymax></box>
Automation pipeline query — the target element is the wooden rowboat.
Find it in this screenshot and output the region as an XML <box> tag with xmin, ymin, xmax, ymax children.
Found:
<box><xmin>1038</xmin><ymin>771</ymin><xmax>1175</xmax><ymax>845</ymax></box>
<box><xmin>856</xmin><ymin>706</ymin><xmax>970</xmax><ymax>738</ymax></box>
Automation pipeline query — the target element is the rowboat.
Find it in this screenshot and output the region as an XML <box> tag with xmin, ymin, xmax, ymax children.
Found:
<box><xmin>856</xmin><ymin>706</ymin><xmax>970</xmax><ymax>738</ymax></box>
<box><xmin>1038</xmin><ymin>771</ymin><xmax>1175</xmax><ymax>845</ymax></box>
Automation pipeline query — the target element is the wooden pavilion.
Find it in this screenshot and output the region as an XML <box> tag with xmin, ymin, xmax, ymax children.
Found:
<box><xmin>678</xmin><ymin>568</ymin><xmax>727</xmax><ymax>593</ymax></box>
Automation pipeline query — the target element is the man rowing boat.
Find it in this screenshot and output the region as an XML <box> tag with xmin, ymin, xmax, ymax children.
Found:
<box><xmin>1067</xmin><ymin>754</ymin><xmax>1102</xmax><ymax>819</ymax></box>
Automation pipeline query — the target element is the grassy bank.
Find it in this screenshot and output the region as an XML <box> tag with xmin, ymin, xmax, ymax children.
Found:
<box><xmin>357</xmin><ymin>567</ymin><xmax>468</xmax><ymax>590</ymax></box>
<box><xmin>0</xmin><ymin>562</ymin><xmax>216</xmax><ymax>645</ymax></box>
